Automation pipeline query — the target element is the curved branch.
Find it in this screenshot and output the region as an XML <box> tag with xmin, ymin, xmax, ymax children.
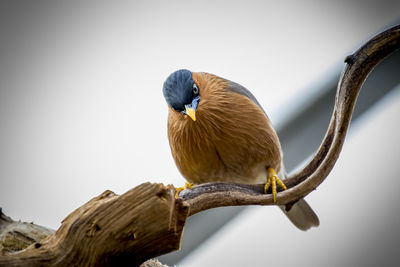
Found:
<box><xmin>182</xmin><ymin>25</ymin><xmax>400</xmax><ymax>216</ymax></box>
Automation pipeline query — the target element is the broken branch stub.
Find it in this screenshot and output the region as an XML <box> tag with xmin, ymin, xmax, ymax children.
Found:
<box><xmin>0</xmin><ymin>183</ymin><xmax>189</xmax><ymax>266</ymax></box>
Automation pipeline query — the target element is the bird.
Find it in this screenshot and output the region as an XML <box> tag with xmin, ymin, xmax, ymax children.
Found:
<box><xmin>162</xmin><ymin>69</ymin><xmax>319</xmax><ymax>231</ymax></box>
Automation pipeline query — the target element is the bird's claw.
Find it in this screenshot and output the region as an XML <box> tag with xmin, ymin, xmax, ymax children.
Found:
<box><xmin>175</xmin><ymin>182</ymin><xmax>194</xmax><ymax>198</ymax></box>
<box><xmin>264</xmin><ymin>167</ymin><xmax>287</xmax><ymax>203</ymax></box>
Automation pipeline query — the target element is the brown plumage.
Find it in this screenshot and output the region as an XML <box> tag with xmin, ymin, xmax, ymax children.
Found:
<box><xmin>163</xmin><ymin>70</ymin><xmax>319</xmax><ymax>230</ymax></box>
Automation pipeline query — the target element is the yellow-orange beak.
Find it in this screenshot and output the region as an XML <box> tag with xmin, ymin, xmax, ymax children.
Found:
<box><xmin>185</xmin><ymin>106</ymin><xmax>196</xmax><ymax>121</ymax></box>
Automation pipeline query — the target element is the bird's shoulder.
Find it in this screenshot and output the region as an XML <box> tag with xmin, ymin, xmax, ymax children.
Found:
<box><xmin>223</xmin><ymin>78</ymin><xmax>267</xmax><ymax>115</ymax></box>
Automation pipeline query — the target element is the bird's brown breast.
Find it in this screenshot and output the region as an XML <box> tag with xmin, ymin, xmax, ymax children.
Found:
<box><xmin>167</xmin><ymin>72</ymin><xmax>282</xmax><ymax>185</ymax></box>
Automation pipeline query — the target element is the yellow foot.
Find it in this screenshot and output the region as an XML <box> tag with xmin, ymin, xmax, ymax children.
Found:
<box><xmin>264</xmin><ymin>167</ymin><xmax>287</xmax><ymax>203</ymax></box>
<box><xmin>175</xmin><ymin>182</ymin><xmax>194</xmax><ymax>198</ymax></box>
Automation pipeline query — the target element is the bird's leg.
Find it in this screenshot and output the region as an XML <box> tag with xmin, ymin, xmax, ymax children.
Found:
<box><xmin>264</xmin><ymin>167</ymin><xmax>287</xmax><ymax>203</ymax></box>
<box><xmin>175</xmin><ymin>182</ymin><xmax>194</xmax><ymax>198</ymax></box>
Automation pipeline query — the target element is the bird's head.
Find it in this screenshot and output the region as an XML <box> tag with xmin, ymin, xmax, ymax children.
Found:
<box><xmin>163</xmin><ymin>69</ymin><xmax>200</xmax><ymax>121</ymax></box>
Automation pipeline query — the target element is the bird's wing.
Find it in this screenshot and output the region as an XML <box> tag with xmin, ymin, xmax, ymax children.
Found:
<box><xmin>224</xmin><ymin>79</ymin><xmax>268</xmax><ymax>116</ymax></box>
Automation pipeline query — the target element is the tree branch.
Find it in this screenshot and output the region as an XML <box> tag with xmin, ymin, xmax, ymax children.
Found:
<box><xmin>1</xmin><ymin>183</ymin><xmax>188</xmax><ymax>266</ymax></box>
<box><xmin>181</xmin><ymin>24</ymin><xmax>400</xmax><ymax>216</ymax></box>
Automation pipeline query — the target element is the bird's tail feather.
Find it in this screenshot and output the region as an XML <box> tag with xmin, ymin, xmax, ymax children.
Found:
<box><xmin>279</xmin><ymin>198</ymin><xmax>319</xmax><ymax>231</ymax></box>
<box><xmin>277</xmin><ymin>165</ymin><xmax>319</xmax><ymax>231</ymax></box>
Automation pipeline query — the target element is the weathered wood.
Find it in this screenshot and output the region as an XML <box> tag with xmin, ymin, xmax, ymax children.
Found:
<box><xmin>0</xmin><ymin>211</ymin><xmax>167</xmax><ymax>267</ymax></box>
<box><xmin>0</xmin><ymin>209</ymin><xmax>53</xmax><ymax>254</ymax></box>
<box><xmin>0</xmin><ymin>183</ymin><xmax>189</xmax><ymax>266</ymax></box>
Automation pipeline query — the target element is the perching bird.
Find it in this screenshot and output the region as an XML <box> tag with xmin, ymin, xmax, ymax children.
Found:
<box><xmin>162</xmin><ymin>69</ymin><xmax>319</xmax><ymax>230</ymax></box>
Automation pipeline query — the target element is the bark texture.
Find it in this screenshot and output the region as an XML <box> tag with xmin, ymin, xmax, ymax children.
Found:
<box><xmin>0</xmin><ymin>183</ymin><xmax>188</xmax><ymax>266</ymax></box>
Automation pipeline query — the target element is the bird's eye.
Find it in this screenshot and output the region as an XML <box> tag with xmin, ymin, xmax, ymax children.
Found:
<box><xmin>193</xmin><ymin>83</ymin><xmax>199</xmax><ymax>95</ymax></box>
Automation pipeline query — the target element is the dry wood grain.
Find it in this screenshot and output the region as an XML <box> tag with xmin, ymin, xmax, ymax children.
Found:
<box><xmin>1</xmin><ymin>183</ymin><xmax>188</xmax><ymax>266</ymax></box>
